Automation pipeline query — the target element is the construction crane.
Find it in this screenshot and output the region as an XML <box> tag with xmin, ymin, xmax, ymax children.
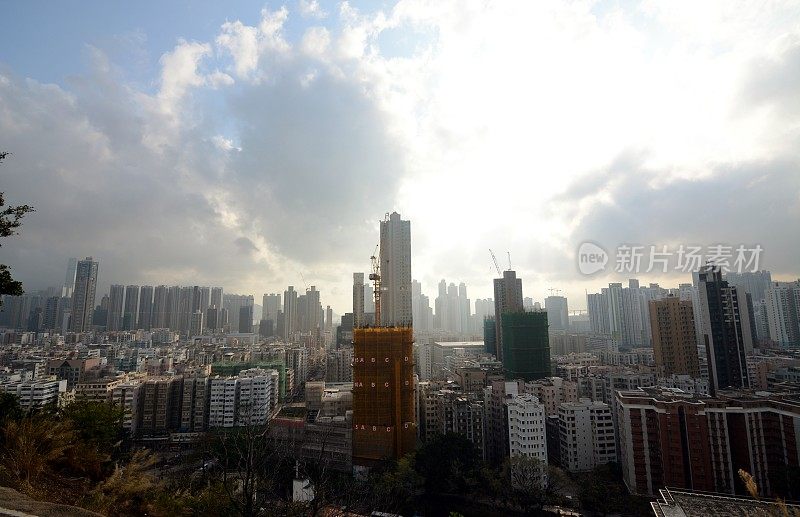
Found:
<box><xmin>299</xmin><ymin>272</ymin><xmax>309</xmax><ymax>291</ymax></box>
<box><xmin>489</xmin><ymin>249</ymin><xmax>502</xmax><ymax>277</ymax></box>
<box><xmin>369</xmin><ymin>244</ymin><xmax>381</xmax><ymax>326</ymax></box>
<box><xmin>507</xmin><ymin>251</ymin><xmax>512</xmax><ymax>270</ymax></box>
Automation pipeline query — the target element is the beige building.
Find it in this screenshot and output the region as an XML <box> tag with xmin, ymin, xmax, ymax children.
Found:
<box><xmin>649</xmin><ymin>296</ymin><xmax>700</xmax><ymax>378</ymax></box>
<box><xmin>525</xmin><ymin>376</ymin><xmax>578</xmax><ymax>416</ymax></box>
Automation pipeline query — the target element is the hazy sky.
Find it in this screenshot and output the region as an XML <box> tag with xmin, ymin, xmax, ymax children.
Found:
<box><xmin>0</xmin><ymin>0</ymin><xmax>798</xmax><ymax>314</ymax></box>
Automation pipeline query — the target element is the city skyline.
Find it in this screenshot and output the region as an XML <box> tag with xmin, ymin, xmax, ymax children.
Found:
<box><xmin>1</xmin><ymin>1</ymin><xmax>799</xmax><ymax>314</ymax></box>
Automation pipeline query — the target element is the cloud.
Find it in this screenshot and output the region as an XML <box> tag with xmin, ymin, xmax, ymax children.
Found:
<box><xmin>1</xmin><ymin>1</ymin><xmax>799</xmax><ymax>314</ymax></box>
<box><xmin>298</xmin><ymin>0</ymin><xmax>326</xmax><ymax>19</ymax></box>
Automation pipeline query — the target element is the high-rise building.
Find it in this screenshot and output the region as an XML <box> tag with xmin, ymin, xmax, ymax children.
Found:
<box><xmin>62</xmin><ymin>257</ymin><xmax>78</xmax><ymax>298</ymax></box>
<box><xmin>364</xmin><ymin>283</ymin><xmax>375</xmax><ymax>314</ymax></box>
<box><xmin>587</xmin><ymin>292</ymin><xmax>610</xmax><ymax>334</ymax></box>
<box><xmin>764</xmin><ymin>281</ymin><xmax>800</xmax><ymax>347</ymax></box>
<box><xmin>697</xmin><ymin>265</ymin><xmax>753</xmax><ymax>393</ymax></box>
<box><xmin>353</xmin><ymin>273</ymin><xmax>365</xmax><ymax>328</ymax></box>
<box><xmin>190</xmin><ymin>310</ymin><xmax>204</xmax><ymax>336</ymax></box>
<box><xmin>616</xmin><ymin>387</ymin><xmax>800</xmax><ymax>498</ymax></box>
<box><xmin>649</xmin><ymin>296</ymin><xmax>700</xmax><ymax>378</ymax></box>
<box><xmin>262</xmin><ymin>293</ymin><xmax>281</xmax><ymax>323</ymax></box>
<box><xmin>507</xmin><ymin>392</ymin><xmax>548</xmax><ymax>484</ymax></box>
<box><xmin>210</xmin><ymin>287</ymin><xmax>223</xmax><ymax>309</ymax></box>
<box><xmin>325</xmin><ymin>305</ymin><xmax>332</xmax><ymax>332</ymax></box>
<box><xmin>725</xmin><ymin>270</ymin><xmax>773</xmax><ymax>302</ymax></box>
<box><xmin>138</xmin><ymin>285</ymin><xmax>154</xmax><ymax>330</ymax></box>
<box><xmin>352</xmin><ymin>327</ymin><xmax>416</xmax><ymax>467</ymax></box>
<box><xmin>493</xmin><ymin>270</ymin><xmax>524</xmax><ymax>362</ymax></box>
<box><xmin>70</xmin><ymin>257</ymin><xmax>99</xmax><ymax>333</ymax></box>
<box><xmin>223</xmin><ymin>294</ymin><xmax>253</xmax><ymax>333</ymax></box>
<box><xmin>545</xmin><ymin>295</ymin><xmax>569</xmax><ymax>331</ymax></box>
<box><xmin>166</xmin><ymin>285</ymin><xmax>180</xmax><ymax>331</ymax></box>
<box><xmin>152</xmin><ymin>286</ymin><xmax>167</xmax><ymax>329</ymax></box>
<box><xmin>617</xmin><ymin>387</ymin><xmax>716</xmax><ymax>495</ymax></box>
<box><xmin>107</xmin><ymin>284</ymin><xmax>125</xmax><ymax>332</ymax></box>
<box><xmin>123</xmin><ymin>285</ymin><xmax>139</xmax><ymax>330</ymax></box>
<box><xmin>557</xmin><ymin>399</ymin><xmax>616</xmax><ymax>472</ymax></box>
<box><xmin>238</xmin><ymin>305</ymin><xmax>253</xmax><ymax>333</ymax></box>
<box><xmin>501</xmin><ymin>311</ymin><xmax>551</xmax><ymax>381</ymax></box>
<box><xmin>379</xmin><ymin>212</ymin><xmax>412</xmax><ymax>327</ymax></box>
<box><xmin>283</xmin><ymin>287</ymin><xmax>298</xmax><ymax>340</ymax></box>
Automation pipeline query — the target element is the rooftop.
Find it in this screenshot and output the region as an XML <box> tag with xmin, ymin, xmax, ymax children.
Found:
<box><xmin>651</xmin><ymin>487</ymin><xmax>800</xmax><ymax>517</ymax></box>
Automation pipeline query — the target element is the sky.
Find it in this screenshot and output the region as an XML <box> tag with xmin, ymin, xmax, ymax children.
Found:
<box><xmin>0</xmin><ymin>0</ymin><xmax>799</xmax><ymax>315</ymax></box>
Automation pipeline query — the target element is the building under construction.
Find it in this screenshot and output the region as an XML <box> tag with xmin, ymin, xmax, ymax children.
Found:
<box><xmin>352</xmin><ymin>327</ymin><xmax>416</xmax><ymax>467</ymax></box>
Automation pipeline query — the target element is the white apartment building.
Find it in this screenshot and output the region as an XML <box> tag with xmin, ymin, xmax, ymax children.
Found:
<box><xmin>507</xmin><ymin>393</ymin><xmax>548</xmax><ymax>465</ymax></box>
<box><xmin>557</xmin><ymin>398</ymin><xmax>616</xmax><ymax>472</ymax></box>
<box><xmin>208</xmin><ymin>368</ymin><xmax>279</xmax><ymax>428</ymax></box>
<box><xmin>379</xmin><ymin>211</ymin><xmax>412</xmax><ymax>327</ymax></box>
<box><xmin>765</xmin><ymin>281</ymin><xmax>800</xmax><ymax>347</ymax></box>
<box><xmin>0</xmin><ymin>377</ymin><xmax>67</xmax><ymax>409</ymax></box>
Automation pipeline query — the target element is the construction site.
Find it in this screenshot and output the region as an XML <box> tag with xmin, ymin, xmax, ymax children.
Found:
<box><xmin>351</xmin><ymin>219</ymin><xmax>416</xmax><ymax>468</ymax></box>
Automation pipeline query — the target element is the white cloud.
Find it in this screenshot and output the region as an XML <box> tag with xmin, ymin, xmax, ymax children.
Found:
<box><xmin>156</xmin><ymin>40</ymin><xmax>211</xmax><ymax>115</ymax></box>
<box><xmin>216</xmin><ymin>20</ymin><xmax>260</xmax><ymax>79</ymax></box>
<box><xmin>298</xmin><ymin>0</ymin><xmax>326</xmax><ymax>19</ymax></box>
<box><xmin>301</xmin><ymin>27</ymin><xmax>331</xmax><ymax>57</ymax></box>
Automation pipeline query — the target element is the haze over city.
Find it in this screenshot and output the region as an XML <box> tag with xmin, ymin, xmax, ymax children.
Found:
<box><xmin>1</xmin><ymin>1</ymin><xmax>799</xmax><ymax>313</ymax></box>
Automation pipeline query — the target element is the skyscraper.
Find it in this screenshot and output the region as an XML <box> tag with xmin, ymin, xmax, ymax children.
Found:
<box><xmin>262</xmin><ymin>293</ymin><xmax>281</xmax><ymax>323</ymax></box>
<box><xmin>283</xmin><ymin>286</ymin><xmax>298</xmax><ymax>340</ymax></box>
<box><xmin>238</xmin><ymin>305</ymin><xmax>253</xmax><ymax>333</ymax></box>
<box><xmin>545</xmin><ymin>295</ymin><xmax>569</xmax><ymax>331</ymax></box>
<box><xmin>493</xmin><ymin>270</ymin><xmax>524</xmax><ymax>362</ymax></box>
<box><xmin>107</xmin><ymin>284</ymin><xmax>125</xmax><ymax>332</ymax></box>
<box><xmin>138</xmin><ymin>285</ymin><xmax>154</xmax><ymax>330</ymax></box>
<box><xmin>152</xmin><ymin>285</ymin><xmax>168</xmax><ymax>329</ymax></box>
<box><xmin>764</xmin><ymin>281</ymin><xmax>800</xmax><ymax>347</ymax></box>
<box><xmin>379</xmin><ymin>212</ymin><xmax>412</xmax><ymax>327</ymax></box>
<box><xmin>70</xmin><ymin>257</ymin><xmax>99</xmax><ymax>333</ymax></box>
<box><xmin>210</xmin><ymin>287</ymin><xmax>223</xmax><ymax>309</ymax></box>
<box><xmin>166</xmin><ymin>285</ymin><xmax>181</xmax><ymax>331</ymax></box>
<box><xmin>62</xmin><ymin>257</ymin><xmax>77</xmax><ymax>298</ymax></box>
<box><xmin>697</xmin><ymin>265</ymin><xmax>753</xmax><ymax>394</ymax></box>
<box><xmin>123</xmin><ymin>285</ymin><xmax>140</xmax><ymax>330</ymax></box>
<box><xmin>353</xmin><ymin>273</ymin><xmax>365</xmax><ymax>328</ymax></box>
<box><xmin>649</xmin><ymin>296</ymin><xmax>700</xmax><ymax>378</ymax></box>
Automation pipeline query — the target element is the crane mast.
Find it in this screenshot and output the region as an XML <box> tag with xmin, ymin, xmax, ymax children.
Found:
<box><xmin>489</xmin><ymin>249</ymin><xmax>502</xmax><ymax>277</ymax></box>
<box><xmin>369</xmin><ymin>245</ymin><xmax>381</xmax><ymax>326</ymax></box>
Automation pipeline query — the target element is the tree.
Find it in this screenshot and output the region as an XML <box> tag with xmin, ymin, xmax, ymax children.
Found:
<box><xmin>0</xmin><ymin>393</ymin><xmax>23</xmax><ymax>426</ymax></box>
<box><xmin>414</xmin><ymin>432</ymin><xmax>482</xmax><ymax>495</ymax></box>
<box><xmin>0</xmin><ymin>151</ymin><xmax>34</xmax><ymax>300</ymax></box>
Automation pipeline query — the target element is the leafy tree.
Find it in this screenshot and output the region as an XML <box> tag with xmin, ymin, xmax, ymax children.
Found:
<box><xmin>0</xmin><ymin>152</ymin><xmax>34</xmax><ymax>300</ymax></box>
<box><xmin>61</xmin><ymin>400</ymin><xmax>125</xmax><ymax>451</ymax></box>
<box><xmin>414</xmin><ymin>432</ymin><xmax>482</xmax><ymax>494</ymax></box>
<box><xmin>0</xmin><ymin>393</ymin><xmax>23</xmax><ymax>426</ymax></box>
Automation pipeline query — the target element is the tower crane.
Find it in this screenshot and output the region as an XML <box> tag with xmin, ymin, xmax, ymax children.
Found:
<box><xmin>369</xmin><ymin>245</ymin><xmax>381</xmax><ymax>326</ymax></box>
<box><xmin>489</xmin><ymin>249</ymin><xmax>502</xmax><ymax>277</ymax></box>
